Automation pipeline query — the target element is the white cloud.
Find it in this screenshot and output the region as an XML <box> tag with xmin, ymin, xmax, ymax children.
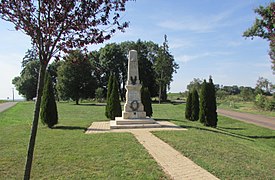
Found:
<box><xmin>157</xmin><ymin>9</ymin><xmax>234</xmax><ymax>33</ymax></box>
<box><xmin>176</xmin><ymin>51</ymin><xmax>233</xmax><ymax>63</ymax></box>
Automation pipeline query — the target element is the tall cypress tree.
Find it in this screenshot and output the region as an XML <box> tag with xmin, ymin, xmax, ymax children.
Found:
<box><xmin>141</xmin><ymin>87</ymin><xmax>153</xmax><ymax>117</ymax></box>
<box><xmin>191</xmin><ymin>88</ymin><xmax>199</xmax><ymax>121</ymax></box>
<box><xmin>109</xmin><ymin>75</ymin><xmax>122</xmax><ymax>120</ymax></box>
<box><xmin>185</xmin><ymin>91</ymin><xmax>192</xmax><ymax>120</ymax></box>
<box><xmin>199</xmin><ymin>80</ymin><xmax>207</xmax><ymax>124</ymax></box>
<box><xmin>199</xmin><ymin>78</ymin><xmax>218</xmax><ymax>127</ymax></box>
<box><xmin>105</xmin><ymin>74</ymin><xmax>114</xmax><ymax>119</ymax></box>
<box><xmin>207</xmin><ymin>77</ymin><xmax>218</xmax><ymax>127</ymax></box>
<box><xmin>40</xmin><ymin>73</ymin><xmax>58</xmax><ymax>128</ymax></box>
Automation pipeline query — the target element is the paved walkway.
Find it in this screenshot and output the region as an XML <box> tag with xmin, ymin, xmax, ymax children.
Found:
<box><xmin>0</xmin><ymin>102</ymin><xmax>17</xmax><ymax>113</ymax></box>
<box><xmin>86</xmin><ymin>121</ymin><xmax>219</xmax><ymax>180</ymax></box>
<box><xmin>218</xmin><ymin>109</ymin><xmax>275</xmax><ymax>130</ymax></box>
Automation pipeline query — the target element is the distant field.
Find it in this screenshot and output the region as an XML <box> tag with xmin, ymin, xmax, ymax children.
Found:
<box><xmin>167</xmin><ymin>92</ymin><xmax>275</xmax><ymax>117</ymax></box>
<box><xmin>0</xmin><ymin>100</ymin><xmax>7</xmax><ymax>104</ymax></box>
<box><xmin>218</xmin><ymin>101</ymin><xmax>275</xmax><ymax>117</ymax></box>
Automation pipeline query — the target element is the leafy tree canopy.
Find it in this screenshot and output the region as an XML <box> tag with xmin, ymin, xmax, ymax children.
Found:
<box><xmin>57</xmin><ymin>50</ymin><xmax>97</xmax><ymax>104</ymax></box>
<box><xmin>243</xmin><ymin>2</ymin><xmax>275</xmax><ymax>71</ymax></box>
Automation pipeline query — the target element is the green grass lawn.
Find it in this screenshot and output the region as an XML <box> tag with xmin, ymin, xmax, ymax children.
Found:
<box><xmin>1</xmin><ymin>102</ymin><xmax>275</xmax><ymax>179</ymax></box>
<box><xmin>152</xmin><ymin>103</ymin><xmax>275</xmax><ymax>179</ymax></box>
<box><xmin>0</xmin><ymin>102</ymin><xmax>167</xmax><ymax>179</ymax></box>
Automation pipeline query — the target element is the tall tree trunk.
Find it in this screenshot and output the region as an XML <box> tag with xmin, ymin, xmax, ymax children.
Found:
<box><xmin>158</xmin><ymin>85</ymin><xmax>161</xmax><ymax>104</ymax></box>
<box><xmin>158</xmin><ymin>70</ymin><xmax>163</xmax><ymax>104</ymax></box>
<box><xmin>24</xmin><ymin>63</ymin><xmax>47</xmax><ymax>180</ymax></box>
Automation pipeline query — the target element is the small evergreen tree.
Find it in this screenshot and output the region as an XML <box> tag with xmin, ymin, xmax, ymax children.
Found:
<box><xmin>108</xmin><ymin>75</ymin><xmax>122</xmax><ymax>120</ymax></box>
<box><xmin>199</xmin><ymin>78</ymin><xmax>218</xmax><ymax>127</ymax></box>
<box><xmin>105</xmin><ymin>74</ymin><xmax>114</xmax><ymax>118</ymax></box>
<box><xmin>191</xmin><ymin>89</ymin><xmax>199</xmax><ymax>121</ymax></box>
<box><xmin>199</xmin><ymin>80</ymin><xmax>207</xmax><ymax>124</ymax></box>
<box><xmin>40</xmin><ymin>73</ymin><xmax>58</xmax><ymax>128</ymax></box>
<box><xmin>141</xmin><ymin>87</ymin><xmax>153</xmax><ymax>117</ymax></box>
<box><xmin>207</xmin><ymin>77</ymin><xmax>218</xmax><ymax>127</ymax></box>
<box><xmin>185</xmin><ymin>91</ymin><xmax>192</xmax><ymax>120</ymax></box>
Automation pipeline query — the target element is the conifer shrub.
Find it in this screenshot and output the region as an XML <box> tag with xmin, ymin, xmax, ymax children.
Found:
<box><xmin>207</xmin><ymin>77</ymin><xmax>218</xmax><ymax>127</ymax></box>
<box><xmin>141</xmin><ymin>87</ymin><xmax>153</xmax><ymax>117</ymax></box>
<box><xmin>191</xmin><ymin>89</ymin><xmax>199</xmax><ymax>121</ymax></box>
<box><xmin>40</xmin><ymin>73</ymin><xmax>58</xmax><ymax>128</ymax></box>
<box><xmin>107</xmin><ymin>75</ymin><xmax>122</xmax><ymax>120</ymax></box>
<box><xmin>199</xmin><ymin>77</ymin><xmax>218</xmax><ymax>127</ymax></box>
<box><xmin>185</xmin><ymin>91</ymin><xmax>192</xmax><ymax>120</ymax></box>
<box><xmin>199</xmin><ymin>80</ymin><xmax>207</xmax><ymax>125</ymax></box>
<box><xmin>105</xmin><ymin>74</ymin><xmax>114</xmax><ymax>118</ymax></box>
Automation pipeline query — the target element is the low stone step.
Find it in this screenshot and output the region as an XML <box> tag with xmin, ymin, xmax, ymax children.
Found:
<box><xmin>110</xmin><ymin>121</ymin><xmax>162</xmax><ymax>129</ymax></box>
<box><xmin>115</xmin><ymin>118</ymin><xmax>157</xmax><ymax>125</ymax></box>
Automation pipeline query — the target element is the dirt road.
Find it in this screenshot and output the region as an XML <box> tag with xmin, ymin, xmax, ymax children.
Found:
<box><xmin>217</xmin><ymin>109</ymin><xmax>275</xmax><ymax>130</ymax></box>
<box><xmin>0</xmin><ymin>102</ymin><xmax>17</xmax><ymax>113</ymax></box>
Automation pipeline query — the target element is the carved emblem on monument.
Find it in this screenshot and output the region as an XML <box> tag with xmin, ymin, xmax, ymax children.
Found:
<box><xmin>130</xmin><ymin>100</ymin><xmax>139</xmax><ymax>111</ymax></box>
<box><xmin>130</xmin><ymin>76</ymin><xmax>137</xmax><ymax>85</ymax></box>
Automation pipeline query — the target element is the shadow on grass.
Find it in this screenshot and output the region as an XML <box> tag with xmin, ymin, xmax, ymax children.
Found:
<box><xmin>74</xmin><ymin>103</ymin><xmax>106</xmax><ymax>106</ymax></box>
<box><xmin>53</xmin><ymin>126</ymin><xmax>87</xmax><ymax>131</ymax></box>
<box><xmin>246</xmin><ymin>135</ymin><xmax>275</xmax><ymax>139</ymax></box>
<box><xmin>153</xmin><ymin>118</ymin><xmax>275</xmax><ymax>140</ymax></box>
<box><xmin>181</xmin><ymin>125</ymin><xmax>254</xmax><ymax>141</ymax></box>
<box><xmin>218</xmin><ymin>127</ymin><xmax>246</xmax><ymax>130</ymax></box>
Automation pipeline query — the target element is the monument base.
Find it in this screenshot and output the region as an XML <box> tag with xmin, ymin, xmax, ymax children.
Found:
<box><xmin>110</xmin><ymin>117</ymin><xmax>162</xmax><ymax>129</ymax></box>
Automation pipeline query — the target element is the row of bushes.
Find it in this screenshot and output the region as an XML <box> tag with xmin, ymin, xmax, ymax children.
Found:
<box><xmin>255</xmin><ymin>94</ymin><xmax>275</xmax><ymax>111</ymax></box>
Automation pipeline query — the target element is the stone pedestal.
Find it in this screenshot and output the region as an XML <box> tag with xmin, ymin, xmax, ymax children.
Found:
<box><xmin>110</xmin><ymin>50</ymin><xmax>160</xmax><ymax>129</ymax></box>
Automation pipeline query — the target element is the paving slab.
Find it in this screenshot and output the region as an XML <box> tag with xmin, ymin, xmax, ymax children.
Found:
<box><xmin>86</xmin><ymin>121</ymin><xmax>219</xmax><ymax>179</ymax></box>
<box><xmin>86</xmin><ymin>121</ymin><xmax>186</xmax><ymax>133</ymax></box>
<box><xmin>132</xmin><ymin>130</ymin><xmax>218</xmax><ymax>180</ymax></box>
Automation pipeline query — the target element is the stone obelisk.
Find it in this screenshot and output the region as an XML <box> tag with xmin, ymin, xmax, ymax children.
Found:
<box><xmin>110</xmin><ymin>50</ymin><xmax>160</xmax><ymax>129</ymax></box>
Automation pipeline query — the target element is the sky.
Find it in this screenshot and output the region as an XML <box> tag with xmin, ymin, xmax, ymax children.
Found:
<box><xmin>0</xmin><ymin>0</ymin><xmax>274</xmax><ymax>100</ymax></box>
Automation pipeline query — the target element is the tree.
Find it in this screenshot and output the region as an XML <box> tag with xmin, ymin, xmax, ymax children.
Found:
<box><xmin>243</xmin><ymin>2</ymin><xmax>275</xmax><ymax>72</ymax></box>
<box><xmin>107</xmin><ymin>75</ymin><xmax>122</xmax><ymax>120</ymax></box>
<box><xmin>120</xmin><ymin>40</ymin><xmax>159</xmax><ymax>97</ymax></box>
<box><xmin>207</xmin><ymin>77</ymin><xmax>218</xmax><ymax>127</ymax></box>
<box><xmin>57</xmin><ymin>50</ymin><xmax>97</xmax><ymax>105</ymax></box>
<box><xmin>154</xmin><ymin>35</ymin><xmax>179</xmax><ymax>103</ymax></box>
<box><xmin>40</xmin><ymin>73</ymin><xmax>58</xmax><ymax>128</ymax></box>
<box><xmin>199</xmin><ymin>80</ymin><xmax>207</xmax><ymax>125</ymax></box>
<box><xmin>47</xmin><ymin>61</ymin><xmax>62</xmax><ymax>101</ymax></box>
<box><xmin>256</xmin><ymin>77</ymin><xmax>272</xmax><ymax>95</ymax></box>
<box><xmin>187</xmin><ymin>78</ymin><xmax>203</xmax><ymax>92</ymax></box>
<box><xmin>0</xmin><ymin>1</ymin><xmax>130</xmax><ymax>178</ymax></box>
<box><xmin>191</xmin><ymin>89</ymin><xmax>199</xmax><ymax>121</ymax></box>
<box><xmin>185</xmin><ymin>91</ymin><xmax>192</xmax><ymax>120</ymax></box>
<box><xmin>240</xmin><ymin>87</ymin><xmax>255</xmax><ymax>101</ymax></box>
<box><xmin>199</xmin><ymin>77</ymin><xmax>218</xmax><ymax>127</ymax></box>
<box><xmin>105</xmin><ymin>74</ymin><xmax>114</xmax><ymax>119</ymax></box>
<box><xmin>141</xmin><ymin>87</ymin><xmax>153</xmax><ymax>117</ymax></box>
<box><xmin>95</xmin><ymin>87</ymin><xmax>104</xmax><ymax>103</ymax></box>
<box><xmin>21</xmin><ymin>46</ymin><xmax>39</xmax><ymax>68</ymax></box>
<box><xmin>12</xmin><ymin>61</ymin><xmax>40</xmax><ymax>100</ymax></box>
<box><xmin>99</xmin><ymin>43</ymin><xmax>127</xmax><ymax>101</ymax></box>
